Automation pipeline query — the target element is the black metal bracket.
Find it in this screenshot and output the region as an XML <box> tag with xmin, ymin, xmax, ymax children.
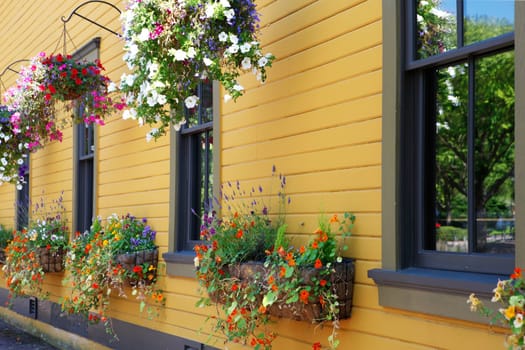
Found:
<box><xmin>61</xmin><ymin>0</ymin><xmax>122</xmax><ymax>38</ymax></box>
<box><xmin>0</xmin><ymin>59</ymin><xmax>30</xmax><ymax>78</ymax></box>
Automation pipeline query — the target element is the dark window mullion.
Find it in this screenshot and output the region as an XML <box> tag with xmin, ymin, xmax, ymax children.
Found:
<box><xmin>406</xmin><ymin>0</ymin><xmax>416</xmax><ymax>62</ymax></box>
<box><xmin>457</xmin><ymin>0</ymin><xmax>464</xmax><ymax>48</ymax></box>
<box><xmin>467</xmin><ymin>56</ymin><xmax>475</xmax><ymax>253</ymax></box>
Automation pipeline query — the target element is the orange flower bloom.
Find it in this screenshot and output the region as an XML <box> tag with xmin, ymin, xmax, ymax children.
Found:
<box><xmin>312</xmin><ymin>241</ymin><xmax>318</xmax><ymax>249</ymax></box>
<box><xmin>314</xmin><ymin>258</ymin><xmax>322</xmax><ymax>269</ymax></box>
<box><xmin>271</xmin><ymin>284</ymin><xmax>278</xmax><ymax>292</ymax></box>
<box><xmin>268</xmin><ymin>275</ymin><xmax>275</xmax><ymax>284</ymax></box>
<box><xmin>279</xmin><ymin>266</ymin><xmax>286</xmax><ymax>278</ymax></box>
<box><xmin>319</xmin><ymin>279</ymin><xmax>327</xmax><ymax>287</ymax></box>
<box><xmin>299</xmin><ymin>290</ymin><xmax>310</xmax><ymax>304</ymax></box>
<box><xmin>258</xmin><ymin>305</ymin><xmax>267</xmax><ymax>314</ymax></box>
<box><xmin>330</xmin><ymin>214</ymin><xmax>339</xmax><ymax>223</ymax></box>
<box><xmin>236</xmin><ymin>229</ymin><xmax>243</xmax><ymax>239</ymax></box>
<box><xmin>299</xmin><ymin>246</ymin><xmax>305</xmax><ymax>254</ymax></box>
<box><xmin>511</xmin><ymin>267</ymin><xmax>522</xmax><ymax>279</ymax></box>
<box><xmin>313</xmin><ymin>341</ymin><xmax>322</xmax><ymax>350</ymax></box>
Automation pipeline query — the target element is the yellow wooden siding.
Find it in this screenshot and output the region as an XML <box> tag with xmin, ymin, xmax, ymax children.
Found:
<box><xmin>0</xmin><ymin>1</ymin><xmax>511</xmax><ymax>349</ymax></box>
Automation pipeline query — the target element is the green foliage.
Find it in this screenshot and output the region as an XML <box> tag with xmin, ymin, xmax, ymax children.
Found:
<box><xmin>0</xmin><ymin>225</ymin><xmax>13</xmax><ymax>249</ymax></box>
<box><xmin>436</xmin><ymin>225</ymin><xmax>467</xmax><ymax>242</ymax></box>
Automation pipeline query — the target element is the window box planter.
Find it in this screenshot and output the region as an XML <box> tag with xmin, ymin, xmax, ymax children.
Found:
<box><xmin>37</xmin><ymin>247</ymin><xmax>65</xmax><ymax>273</ymax></box>
<box><xmin>115</xmin><ymin>246</ymin><xmax>159</xmax><ymax>285</ymax></box>
<box><xmin>211</xmin><ymin>257</ymin><xmax>355</xmax><ymax>322</ymax></box>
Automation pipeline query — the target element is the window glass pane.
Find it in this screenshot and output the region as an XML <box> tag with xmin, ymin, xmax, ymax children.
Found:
<box><xmin>474</xmin><ymin>51</ymin><xmax>514</xmax><ymax>254</ymax></box>
<box><xmin>464</xmin><ymin>0</ymin><xmax>514</xmax><ymax>45</ymax></box>
<box><xmin>200</xmin><ymin>82</ymin><xmax>213</xmax><ymax>124</ymax></box>
<box><xmin>435</xmin><ymin>63</ymin><xmax>468</xmax><ymax>252</ymax></box>
<box><xmin>417</xmin><ymin>0</ymin><xmax>456</xmax><ymax>59</ymax></box>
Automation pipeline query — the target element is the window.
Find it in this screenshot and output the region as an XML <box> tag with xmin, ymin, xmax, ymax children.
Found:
<box><xmin>16</xmin><ymin>158</ymin><xmax>29</xmax><ymax>231</ymax></box>
<box><xmin>176</xmin><ymin>81</ymin><xmax>215</xmax><ymax>252</ymax></box>
<box><xmin>406</xmin><ymin>0</ymin><xmax>515</xmax><ymax>274</ymax></box>
<box><xmin>368</xmin><ymin>0</ymin><xmax>524</xmax><ymax>320</ymax></box>
<box><xmin>72</xmin><ymin>38</ymin><xmax>99</xmax><ymax>233</ymax></box>
<box><xmin>75</xmin><ymin>121</ymin><xmax>94</xmax><ymax>233</ymax></box>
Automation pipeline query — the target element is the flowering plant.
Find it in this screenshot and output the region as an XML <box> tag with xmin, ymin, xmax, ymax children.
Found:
<box><xmin>61</xmin><ymin>214</ymin><xmax>164</xmax><ymax>339</ymax></box>
<box><xmin>195</xmin><ymin>173</ymin><xmax>354</xmax><ymax>349</ymax></box>
<box><xmin>0</xmin><ymin>106</ymin><xmax>30</xmax><ymax>189</ymax></box>
<box><xmin>119</xmin><ymin>0</ymin><xmax>274</xmax><ymax>140</ymax></box>
<box><xmin>2</xmin><ymin>229</ymin><xmax>47</xmax><ymax>301</ymax></box>
<box><xmin>2</xmin><ymin>192</ymin><xmax>69</xmax><ymax>301</ymax></box>
<box><xmin>3</xmin><ymin>52</ymin><xmax>114</xmax><ymax>151</ymax></box>
<box><xmin>469</xmin><ymin>268</ymin><xmax>525</xmax><ymax>349</ymax></box>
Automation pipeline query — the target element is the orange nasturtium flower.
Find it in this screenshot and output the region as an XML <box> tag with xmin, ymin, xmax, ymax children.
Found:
<box><xmin>299</xmin><ymin>290</ymin><xmax>310</xmax><ymax>304</ymax></box>
<box><xmin>330</xmin><ymin>214</ymin><xmax>339</xmax><ymax>223</ymax></box>
<box><xmin>511</xmin><ymin>267</ymin><xmax>522</xmax><ymax>279</ymax></box>
<box><xmin>314</xmin><ymin>258</ymin><xmax>322</xmax><ymax>269</ymax></box>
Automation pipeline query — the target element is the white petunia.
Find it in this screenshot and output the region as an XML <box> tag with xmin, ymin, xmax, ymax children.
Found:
<box><xmin>157</xmin><ymin>94</ymin><xmax>167</xmax><ymax>105</ymax></box>
<box><xmin>240</xmin><ymin>43</ymin><xmax>251</xmax><ymax>53</ymax></box>
<box><xmin>184</xmin><ymin>95</ymin><xmax>199</xmax><ymax>109</ymax></box>
<box><xmin>203</xmin><ymin>57</ymin><xmax>214</xmax><ymax>66</ymax></box>
<box><xmin>241</xmin><ymin>57</ymin><xmax>251</xmax><ymax>70</ymax></box>
<box><xmin>122</xmin><ymin>108</ymin><xmax>137</xmax><ymax>120</ymax></box>
<box><xmin>16</xmin><ymin>184</ymin><xmax>22</xmax><ymax>191</ymax></box>
<box><xmin>228</xmin><ymin>44</ymin><xmax>239</xmax><ymax>54</ymax></box>
<box><xmin>138</xmin><ymin>28</ymin><xmax>150</xmax><ymax>41</ymax></box>
<box><xmin>224</xmin><ymin>94</ymin><xmax>232</xmax><ymax>103</ymax></box>
<box><xmin>173</xmin><ymin>118</ymin><xmax>187</xmax><ymax>131</ymax></box>
<box><xmin>224</xmin><ymin>9</ymin><xmax>235</xmax><ymax>21</ymax></box>
<box><xmin>146</xmin><ymin>128</ymin><xmax>158</xmax><ymax>142</ymax></box>
<box><xmin>218</xmin><ymin>32</ymin><xmax>228</xmax><ymax>42</ymax></box>
<box><xmin>126</xmin><ymin>74</ymin><xmax>136</xmax><ymax>86</ymax></box>
<box><xmin>107</xmin><ymin>82</ymin><xmax>117</xmax><ymax>93</ymax></box>
<box><xmin>205</xmin><ymin>3</ymin><xmax>216</xmax><ymax>18</ymax></box>
<box><xmin>170</xmin><ymin>49</ymin><xmax>188</xmax><ymax>61</ymax></box>
<box><xmin>219</xmin><ymin>0</ymin><xmax>230</xmax><ymax>7</ymax></box>
<box><xmin>229</xmin><ymin>33</ymin><xmax>238</xmax><ymax>44</ymax></box>
<box><xmin>187</xmin><ymin>47</ymin><xmax>197</xmax><ymax>58</ymax></box>
<box><xmin>258</xmin><ymin>56</ymin><xmax>268</xmax><ymax>67</ymax></box>
<box><xmin>16</xmin><ymin>158</ymin><xmax>23</xmax><ymax>165</ymax></box>
<box><xmin>233</xmin><ymin>84</ymin><xmax>244</xmax><ymax>92</ymax></box>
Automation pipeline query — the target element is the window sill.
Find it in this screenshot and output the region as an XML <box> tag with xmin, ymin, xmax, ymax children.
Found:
<box><xmin>368</xmin><ymin>268</ymin><xmax>506</xmax><ymax>322</ymax></box>
<box><xmin>163</xmin><ymin>251</ymin><xmax>196</xmax><ymax>278</ymax></box>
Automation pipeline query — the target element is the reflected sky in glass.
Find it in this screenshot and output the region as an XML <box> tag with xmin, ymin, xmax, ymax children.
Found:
<box><xmin>441</xmin><ymin>0</ymin><xmax>514</xmax><ymax>23</ymax></box>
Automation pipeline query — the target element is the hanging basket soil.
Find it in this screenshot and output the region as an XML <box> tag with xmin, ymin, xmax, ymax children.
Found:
<box><xmin>37</xmin><ymin>247</ymin><xmax>65</xmax><ymax>273</ymax></box>
<box><xmin>212</xmin><ymin>258</ymin><xmax>355</xmax><ymax>322</ymax></box>
<box><xmin>115</xmin><ymin>247</ymin><xmax>159</xmax><ymax>286</ymax></box>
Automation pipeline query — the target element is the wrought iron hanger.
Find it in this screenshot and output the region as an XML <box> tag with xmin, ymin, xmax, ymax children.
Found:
<box><xmin>0</xmin><ymin>59</ymin><xmax>30</xmax><ymax>97</ymax></box>
<box><xmin>61</xmin><ymin>0</ymin><xmax>122</xmax><ymax>54</ymax></box>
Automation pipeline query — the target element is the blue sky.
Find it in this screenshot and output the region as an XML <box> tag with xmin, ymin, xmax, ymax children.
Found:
<box><xmin>440</xmin><ymin>0</ymin><xmax>514</xmax><ymax>23</ymax></box>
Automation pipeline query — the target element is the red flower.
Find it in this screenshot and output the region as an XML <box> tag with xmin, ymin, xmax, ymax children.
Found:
<box><xmin>44</xmin><ymin>94</ymin><xmax>52</xmax><ymax>101</ymax></box>
<box><xmin>235</xmin><ymin>229</ymin><xmax>243</xmax><ymax>239</ymax></box>
<box><xmin>311</xmin><ymin>241</ymin><xmax>318</xmax><ymax>249</ymax></box>
<box><xmin>299</xmin><ymin>290</ymin><xmax>310</xmax><ymax>304</ymax></box>
<box><xmin>231</xmin><ymin>284</ymin><xmax>238</xmax><ymax>291</ymax></box>
<box><xmin>81</xmin><ymin>68</ymin><xmax>88</xmax><ymax>76</ymax></box>
<box><xmin>71</xmin><ymin>68</ymin><xmax>78</xmax><ymax>76</ymax></box>
<box><xmin>75</xmin><ymin>78</ymin><xmax>82</xmax><ymax>85</ymax></box>
<box><xmin>92</xmin><ymin>283</ymin><xmax>99</xmax><ymax>289</ymax></box>
<box><xmin>435</xmin><ymin>222</ymin><xmax>441</xmax><ymax>229</ymax></box>
<box><xmin>314</xmin><ymin>258</ymin><xmax>322</xmax><ymax>269</ymax></box>
<box><xmin>56</xmin><ymin>54</ymin><xmax>63</xmax><ymax>62</ymax></box>
<box><xmin>312</xmin><ymin>342</ymin><xmax>322</xmax><ymax>350</ymax></box>
<box><xmin>46</xmin><ymin>244</ymin><xmax>51</xmax><ymax>250</ymax></box>
<box><xmin>511</xmin><ymin>267</ymin><xmax>522</xmax><ymax>279</ymax></box>
<box><xmin>48</xmin><ymin>85</ymin><xmax>56</xmax><ymax>94</ymax></box>
<box><xmin>133</xmin><ymin>265</ymin><xmax>143</xmax><ymax>274</ymax></box>
<box><xmin>319</xmin><ymin>279</ymin><xmax>327</xmax><ymax>287</ymax></box>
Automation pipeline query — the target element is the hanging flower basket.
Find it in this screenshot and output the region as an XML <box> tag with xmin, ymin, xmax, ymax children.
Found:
<box><xmin>37</xmin><ymin>247</ymin><xmax>65</xmax><ymax>273</ymax></box>
<box><xmin>115</xmin><ymin>246</ymin><xmax>159</xmax><ymax>286</ymax></box>
<box><xmin>119</xmin><ymin>0</ymin><xmax>275</xmax><ymax>141</ymax></box>
<box><xmin>3</xmin><ymin>52</ymin><xmax>114</xmax><ymax>153</ymax></box>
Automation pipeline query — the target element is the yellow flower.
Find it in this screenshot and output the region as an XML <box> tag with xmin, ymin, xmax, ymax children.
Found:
<box><xmin>491</xmin><ymin>291</ymin><xmax>502</xmax><ymax>302</ymax></box>
<box><xmin>103</xmin><ymin>240</ymin><xmax>109</xmax><ymax>246</ymax></box>
<box><xmin>467</xmin><ymin>293</ymin><xmax>481</xmax><ymax>312</ymax></box>
<box><xmin>505</xmin><ymin>305</ymin><xmax>516</xmax><ymax>320</ymax></box>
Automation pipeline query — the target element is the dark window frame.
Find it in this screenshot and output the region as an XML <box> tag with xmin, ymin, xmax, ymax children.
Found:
<box><xmin>72</xmin><ymin>38</ymin><xmax>100</xmax><ymax>233</ymax></box>
<box><xmin>368</xmin><ymin>0</ymin><xmax>525</xmax><ymax>321</ymax></box>
<box><xmin>163</xmin><ymin>81</ymin><xmax>219</xmax><ymax>276</ymax></box>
